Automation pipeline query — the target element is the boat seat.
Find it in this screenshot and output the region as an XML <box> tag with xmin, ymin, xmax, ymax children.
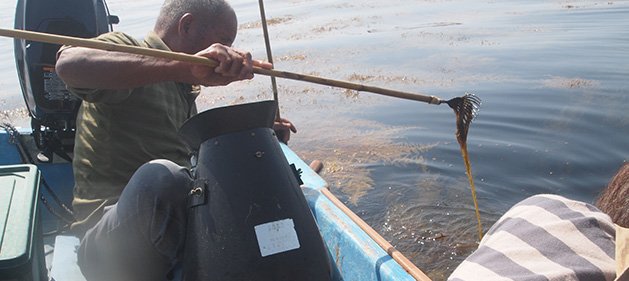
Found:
<box><xmin>49</xmin><ymin>235</ymin><xmax>183</xmax><ymax>281</ymax></box>
<box><xmin>50</xmin><ymin>236</ymin><xmax>85</xmax><ymax>281</ymax></box>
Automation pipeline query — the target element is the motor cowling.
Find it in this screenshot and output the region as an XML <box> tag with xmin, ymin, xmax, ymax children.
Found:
<box><xmin>178</xmin><ymin>100</ymin><xmax>332</xmax><ymax>281</ymax></box>
<box><xmin>13</xmin><ymin>0</ymin><xmax>118</xmax><ymax>162</ymax></box>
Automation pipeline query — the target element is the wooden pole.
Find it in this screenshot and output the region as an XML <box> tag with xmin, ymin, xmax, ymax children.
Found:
<box><xmin>257</xmin><ymin>0</ymin><xmax>281</xmax><ymax>120</ymax></box>
<box><xmin>0</xmin><ymin>27</ymin><xmax>445</xmax><ymax>106</ymax></box>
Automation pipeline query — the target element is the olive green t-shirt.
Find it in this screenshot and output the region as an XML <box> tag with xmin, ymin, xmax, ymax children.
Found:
<box><xmin>62</xmin><ymin>31</ymin><xmax>199</xmax><ymax>237</ymax></box>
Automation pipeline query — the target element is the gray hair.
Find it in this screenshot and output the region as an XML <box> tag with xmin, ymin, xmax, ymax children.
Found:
<box><xmin>155</xmin><ymin>0</ymin><xmax>234</xmax><ymax>33</ymax></box>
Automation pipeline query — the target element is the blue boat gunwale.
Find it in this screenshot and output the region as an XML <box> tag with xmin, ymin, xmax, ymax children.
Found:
<box><xmin>283</xmin><ymin>143</ymin><xmax>425</xmax><ymax>280</ymax></box>
<box><xmin>0</xmin><ymin>128</ymin><xmax>429</xmax><ymax>281</ymax></box>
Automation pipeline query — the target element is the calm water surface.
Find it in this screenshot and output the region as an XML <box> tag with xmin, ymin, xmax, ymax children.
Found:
<box><xmin>1</xmin><ymin>0</ymin><xmax>628</xmax><ymax>279</ymax></box>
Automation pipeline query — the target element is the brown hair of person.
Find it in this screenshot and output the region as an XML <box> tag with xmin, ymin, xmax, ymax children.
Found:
<box><xmin>597</xmin><ymin>163</ymin><xmax>629</xmax><ymax>228</ymax></box>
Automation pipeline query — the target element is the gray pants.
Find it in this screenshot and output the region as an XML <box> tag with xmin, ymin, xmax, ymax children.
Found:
<box><xmin>77</xmin><ymin>159</ymin><xmax>193</xmax><ymax>281</ymax></box>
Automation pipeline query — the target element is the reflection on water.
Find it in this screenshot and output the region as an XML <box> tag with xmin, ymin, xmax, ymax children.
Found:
<box><xmin>1</xmin><ymin>0</ymin><xmax>628</xmax><ymax>279</ymax></box>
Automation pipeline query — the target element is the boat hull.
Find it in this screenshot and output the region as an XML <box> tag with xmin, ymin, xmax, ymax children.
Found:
<box><xmin>0</xmin><ymin>128</ymin><xmax>421</xmax><ymax>281</ymax></box>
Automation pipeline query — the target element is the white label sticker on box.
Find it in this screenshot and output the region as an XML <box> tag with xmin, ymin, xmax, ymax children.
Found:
<box><xmin>254</xmin><ymin>218</ymin><xmax>300</xmax><ymax>257</ymax></box>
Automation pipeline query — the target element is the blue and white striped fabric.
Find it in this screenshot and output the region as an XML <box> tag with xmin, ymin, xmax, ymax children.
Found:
<box><xmin>448</xmin><ymin>194</ymin><xmax>616</xmax><ymax>281</ymax></box>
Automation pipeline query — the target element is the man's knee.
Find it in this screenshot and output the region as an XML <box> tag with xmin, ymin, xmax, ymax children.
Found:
<box><xmin>121</xmin><ymin>159</ymin><xmax>193</xmax><ymax>201</ymax></box>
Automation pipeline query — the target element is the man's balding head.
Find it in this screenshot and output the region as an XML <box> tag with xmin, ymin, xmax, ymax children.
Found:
<box><xmin>155</xmin><ymin>0</ymin><xmax>237</xmax><ymax>53</ymax></box>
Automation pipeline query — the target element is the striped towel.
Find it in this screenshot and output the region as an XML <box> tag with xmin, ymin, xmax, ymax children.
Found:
<box><xmin>448</xmin><ymin>194</ymin><xmax>616</xmax><ymax>281</ymax></box>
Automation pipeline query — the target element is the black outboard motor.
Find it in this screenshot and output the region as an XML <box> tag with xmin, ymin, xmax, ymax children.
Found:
<box><xmin>178</xmin><ymin>101</ymin><xmax>332</xmax><ymax>281</ymax></box>
<box><xmin>14</xmin><ymin>0</ymin><xmax>118</xmax><ymax>162</ymax></box>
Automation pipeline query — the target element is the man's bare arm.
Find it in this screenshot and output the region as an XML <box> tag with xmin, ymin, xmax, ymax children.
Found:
<box><xmin>56</xmin><ymin>43</ymin><xmax>272</xmax><ymax>89</ymax></box>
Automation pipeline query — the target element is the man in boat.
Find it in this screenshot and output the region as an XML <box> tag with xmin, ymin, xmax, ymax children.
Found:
<box><xmin>55</xmin><ymin>0</ymin><xmax>296</xmax><ymax>280</ymax></box>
